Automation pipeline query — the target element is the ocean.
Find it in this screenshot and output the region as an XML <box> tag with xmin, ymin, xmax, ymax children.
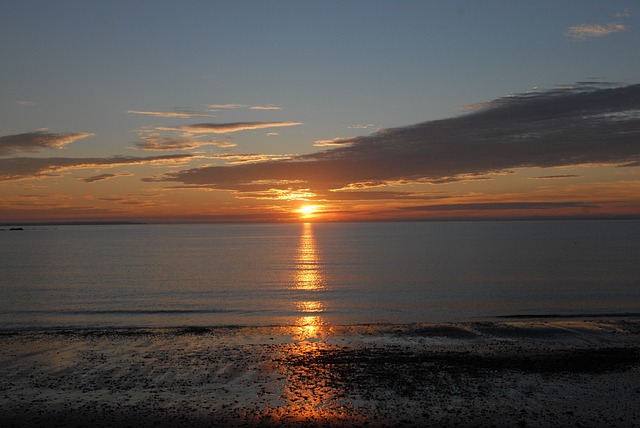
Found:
<box><xmin>1</xmin><ymin>221</ymin><xmax>638</xmax><ymax>329</ymax></box>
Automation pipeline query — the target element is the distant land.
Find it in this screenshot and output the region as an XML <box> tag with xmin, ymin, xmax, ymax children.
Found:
<box><xmin>0</xmin><ymin>221</ymin><xmax>146</xmax><ymax>227</ymax></box>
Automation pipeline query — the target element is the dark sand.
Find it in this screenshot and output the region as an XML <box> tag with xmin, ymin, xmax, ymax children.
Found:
<box><xmin>1</xmin><ymin>319</ymin><xmax>639</xmax><ymax>427</ymax></box>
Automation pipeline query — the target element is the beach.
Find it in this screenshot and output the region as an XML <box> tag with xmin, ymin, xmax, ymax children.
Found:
<box><xmin>1</xmin><ymin>319</ymin><xmax>639</xmax><ymax>427</ymax></box>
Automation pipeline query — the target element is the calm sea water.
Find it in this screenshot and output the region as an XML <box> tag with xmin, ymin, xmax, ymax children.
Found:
<box><xmin>1</xmin><ymin>221</ymin><xmax>639</xmax><ymax>329</ymax></box>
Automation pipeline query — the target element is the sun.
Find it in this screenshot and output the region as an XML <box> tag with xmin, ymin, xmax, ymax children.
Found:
<box><xmin>297</xmin><ymin>205</ymin><xmax>318</xmax><ymax>217</ymax></box>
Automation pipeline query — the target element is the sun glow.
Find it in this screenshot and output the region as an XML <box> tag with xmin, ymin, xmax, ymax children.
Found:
<box><xmin>297</xmin><ymin>204</ymin><xmax>319</xmax><ymax>217</ymax></box>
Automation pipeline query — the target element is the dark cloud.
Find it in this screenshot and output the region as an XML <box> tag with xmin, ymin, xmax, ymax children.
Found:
<box><xmin>529</xmin><ymin>174</ymin><xmax>581</xmax><ymax>180</ymax></box>
<box><xmin>0</xmin><ymin>131</ymin><xmax>94</xmax><ymax>155</ymax></box>
<box><xmin>149</xmin><ymin>83</ymin><xmax>640</xmax><ymax>197</ymax></box>
<box><xmin>324</xmin><ymin>191</ymin><xmax>448</xmax><ymax>201</ymax></box>
<box><xmin>79</xmin><ymin>173</ymin><xmax>133</xmax><ymax>183</ymax></box>
<box><xmin>399</xmin><ymin>202</ymin><xmax>596</xmax><ymax>212</ymax></box>
<box><xmin>0</xmin><ymin>155</ymin><xmax>193</xmax><ymax>181</ymax></box>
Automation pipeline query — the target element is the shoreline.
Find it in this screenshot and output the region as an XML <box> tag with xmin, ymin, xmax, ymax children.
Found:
<box><xmin>1</xmin><ymin>319</ymin><xmax>639</xmax><ymax>427</ymax></box>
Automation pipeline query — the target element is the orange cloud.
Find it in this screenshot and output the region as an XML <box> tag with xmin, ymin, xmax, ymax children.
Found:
<box><xmin>157</xmin><ymin>122</ymin><xmax>302</xmax><ymax>135</ymax></box>
<box><xmin>566</xmin><ymin>23</ymin><xmax>627</xmax><ymax>40</ymax></box>
<box><xmin>127</xmin><ymin>110</ymin><xmax>214</xmax><ymax>118</ymax></box>
<box><xmin>314</xmin><ymin>137</ymin><xmax>354</xmax><ymax>147</ymax></box>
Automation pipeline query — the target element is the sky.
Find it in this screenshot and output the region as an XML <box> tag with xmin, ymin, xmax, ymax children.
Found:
<box><xmin>1</xmin><ymin>0</ymin><xmax>639</xmax><ymax>223</ymax></box>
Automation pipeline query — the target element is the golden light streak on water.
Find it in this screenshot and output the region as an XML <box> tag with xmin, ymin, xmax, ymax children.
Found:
<box><xmin>294</xmin><ymin>223</ymin><xmax>324</xmax><ymax>291</ymax></box>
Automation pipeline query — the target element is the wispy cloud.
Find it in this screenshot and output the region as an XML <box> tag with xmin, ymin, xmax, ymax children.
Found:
<box><xmin>314</xmin><ymin>137</ymin><xmax>354</xmax><ymax>147</ymax></box>
<box><xmin>209</xmin><ymin>153</ymin><xmax>293</xmax><ymax>165</ymax></box>
<box><xmin>0</xmin><ymin>154</ymin><xmax>193</xmax><ymax>182</ymax></box>
<box><xmin>207</xmin><ymin>104</ymin><xmax>247</xmax><ymax>109</ymax></box>
<box><xmin>0</xmin><ymin>131</ymin><xmax>94</xmax><ymax>156</ymax></box>
<box><xmin>612</xmin><ymin>8</ymin><xmax>631</xmax><ymax>18</ymax></box>
<box><xmin>250</xmin><ymin>105</ymin><xmax>282</xmax><ymax>110</ymax></box>
<box><xmin>148</xmin><ymin>83</ymin><xmax>640</xmax><ymax>202</ymax></box>
<box><xmin>566</xmin><ymin>22</ymin><xmax>627</xmax><ymax>40</ymax></box>
<box><xmin>78</xmin><ymin>172</ymin><xmax>134</xmax><ymax>183</ymax></box>
<box><xmin>127</xmin><ymin>110</ymin><xmax>214</xmax><ymax>118</ymax></box>
<box><xmin>134</xmin><ymin>136</ymin><xmax>236</xmax><ymax>151</ymax></box>
<box><xmin>17</xmin><ymin>100</ymin><xmax>36</xmax><ymax>107</ymax></box>
<box><xmin>207</xmin><ymin>104</ymin><xmax>282</xmax><ymax>111</ymax></box>
<box><xmin>157</xmin><ymin>122</ymin><xmax>302</xmax><ymax>135</ymax></box>
<box><xmin>529</xmin><ymin>174</ymin><xmax>581</xmax><ymax>180</ymax></box>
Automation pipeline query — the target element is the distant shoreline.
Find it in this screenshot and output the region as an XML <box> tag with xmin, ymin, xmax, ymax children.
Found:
<box><xmin>0</xmin><ymin>221</ymin><xmax>146</xmax><ymax>227</ymax></box>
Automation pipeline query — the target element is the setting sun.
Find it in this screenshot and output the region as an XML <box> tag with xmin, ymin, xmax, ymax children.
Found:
<box><xmin>297</xmin><ymin>205</ymin><xmax>318</xmax><ymax>217</ymax></box>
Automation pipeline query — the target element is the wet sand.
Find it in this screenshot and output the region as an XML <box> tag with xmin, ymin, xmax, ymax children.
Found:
<box><xmin>1</xmin><ymin>319</ymin><xmax>639</xmax><ymax>427</ymax></box>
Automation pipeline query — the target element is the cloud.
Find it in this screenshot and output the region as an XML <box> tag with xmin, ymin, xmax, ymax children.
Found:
<box><xmin>207</xmin><ymin>104</ymin><xmax>282</xmax><ymax>111</ymax></box>
<box><xmin>156</xmin><ymin>121</ymin><xmax>302</xmax><ymax>135</ymax></box>
<box><xmin>347</xmin><ymin>124</ymin><xmax>375</xmax><ymax>129</ymax></box>
<box><xmin>135</xmin><ymin>136</ymin><xmax>236</xmax><ymax>151</ymax></box>
<box><xmin>325</xmin><ymin>191</ymin><xmax>448</xmax><ymax>201</ymax></box>
<box><xmin>17</xmin><ymin>100</ymin><xmax>36</xmax><ymax>107</ymax></box>
<box><xmin>0</xmin><ymin>154</ymin><xmax>193</xmax><ymax>181</ymax></box>
<box><xmin>612</xmin><ymin>9</ymin><xmax>631</xmax><ymax>18</ymax></box>
<box><xmin>209</xmin><ymin>153</ymin><xmax>293</xmax><ymax>164</ymax></box>
<box><xmin>127</xmin><ymin>110</ymin><xmax>214</xmax><ymax>118</ymax></box>
<box><xmin>399</xmin><ymin>202</ymin><xmax>595</xmax><ymax>212</ymax></box>
<box><xmin>148</xmin><ymin>83</ymin><xmax>640</xmax><ymax>199</ymax></box>
<box><xmin>529</xmin><ymin>174</ymin><xmax>581</xmax><ymax>180</ymax></box>
<box><xmin>250</xmin><ymin>105</ymin><xmax>282</xmax><ymax>110</ymax></box>
<box><xmin>79</xmin><ymin>173</ymin><xmax>133</xmax><ymax>183</ymax></box>
<box><xmin>207</xmin><ymin>104</ymin><xmax>247</xmax><ymax>109</ymax></box>
<box><xmin>314</xmin><ymin>137</ymin><xmax>354</xmax><ymax>147</ymax></box>
<box><xmin>0</xmin><ymin>131</ymin><xmax>94</xmax><ymax>156</ymax></box>
<box><xmin>566</xmin><ymin>23</ymin><xmax>627</xmax><ymax>40</ymax></box>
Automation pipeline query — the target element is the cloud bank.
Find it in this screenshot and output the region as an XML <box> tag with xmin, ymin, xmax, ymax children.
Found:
<box><xmin>400</xmin><ymin>202</ymin><xmax>595</xmax><ymax>212</ymax></box>
<box><xmin>0</xmin><ymin>131</ymin><xmax>94</xmax><ymax>155</ymax></box>
<box><xmin>149</xmin><ymin>83</ymin><xmax>640</xmax><ymax>198</ymax></box>
<box><xmin>0</xmin><ymin>154</ymin><xmax>192</xmax><ymax>182</ymax></box>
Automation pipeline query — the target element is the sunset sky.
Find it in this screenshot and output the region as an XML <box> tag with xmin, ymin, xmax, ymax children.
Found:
<box><xmin>1</xmin><ymin>0</ymin><xmax>639</xmax><ymax>223</ymax></box>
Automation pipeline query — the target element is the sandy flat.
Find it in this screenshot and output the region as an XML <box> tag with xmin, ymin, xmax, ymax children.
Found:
<box><xmin>1</xmin><ymin>320</ymin><xmax>639</xmax><ymax>427</ymax></box>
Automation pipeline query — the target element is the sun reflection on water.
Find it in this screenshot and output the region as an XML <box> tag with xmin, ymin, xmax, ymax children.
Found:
<box><xmin>266</xmin><ymin>223</ymin><xmax>365</xmax><ymax>425</ymax></box>
<box><xmin>294</xmin><ymin>222</ymin><xmax>324</xmax><ymax>292</ymax></box>
<box><xmin>292</xmin><ymin>222</ymin><xmax>328</xmax><ymax>339</ymax></box>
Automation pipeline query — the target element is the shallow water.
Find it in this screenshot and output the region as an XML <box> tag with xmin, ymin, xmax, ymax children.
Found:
<box><xmin>1</xmin><ymin>221</ymin><xmax>639</xmax><ymax>328</ymax></box>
